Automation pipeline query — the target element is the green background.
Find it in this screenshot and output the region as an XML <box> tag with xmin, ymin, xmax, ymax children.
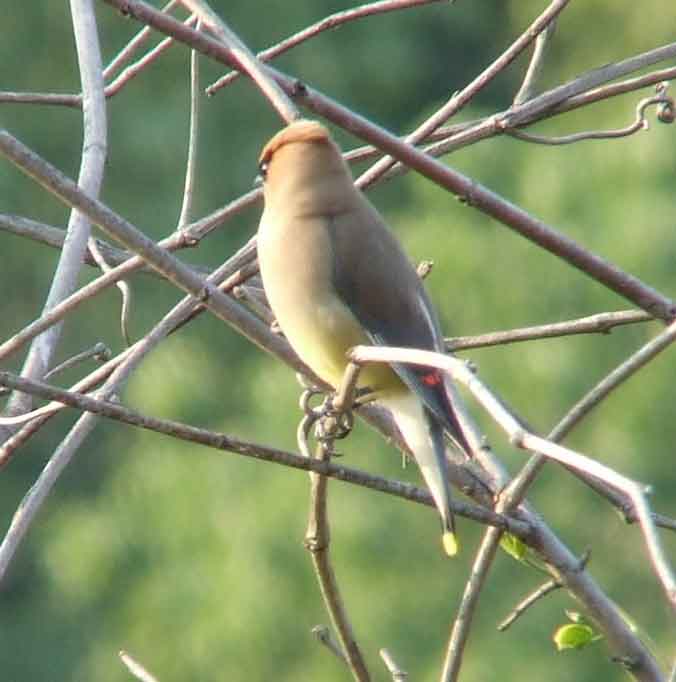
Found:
<box><xmin>1</xmin><ymin>1</ymin><xmax>674</xmax><ymax>680</ymax></box>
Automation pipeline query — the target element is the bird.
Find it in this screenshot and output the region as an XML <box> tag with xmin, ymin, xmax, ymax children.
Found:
<box><xmin>256</xmin><ymin>119</ymin><xmax>472</xmax><ymax>555</ymax></box>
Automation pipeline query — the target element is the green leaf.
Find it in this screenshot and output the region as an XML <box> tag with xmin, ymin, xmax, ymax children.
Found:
<box><xmin>553</xmin><ymin>624</ymin><xmax>594</xmax><ymax>651</ymax></box>
<box><xmin>553</xmin><ymin>623</ymin><xmax>602</xmax><ymax>651</ymax></box>
<box><xmin>500</xmin><ymin>533</ymin><xmax>528</xmax><ymax>561</ymax></box>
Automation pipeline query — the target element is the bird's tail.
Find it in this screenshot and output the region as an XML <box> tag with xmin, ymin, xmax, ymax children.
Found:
<box><xmin>381</xmin><ymin>392</ymin><xmax>457</xmax><ymax>556</ymax></box>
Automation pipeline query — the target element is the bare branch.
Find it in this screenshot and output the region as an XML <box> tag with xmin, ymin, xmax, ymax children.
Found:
<box><xmin>548</xmin><ymin>318</ymin><xmax>676</xmax><ymax>443</ymax></box>
<box><xmin>446</xmin><ymin>310</ymin><xmax>654</xmax><ymax>351</ymax></box>
<box><xmin>0</xmin><ymin>131</ymin><xmax>295</xmax><ymax>372</ymax></box>
<box><xmin>97</xmin><ymin>1</ymin><xmax>676</xmax><ymax>321</ymax></box>
<box><xmin>380</xmin><ymin>649</ymin><xmax>408</xmax><ymax>682</ymax></box>
<box><xmin>497</xmin><ymin>578</ymin><xmax>560</xmax><ymax>631</ymax></box>
<box><xmin>1</xmin><ymin>0</ymin><xmax>108</xmax><ymax>434</ymax></box>
<box><xmin>43</xmin><ymin>342</ymin><xmax>111</xmax><ymax>380</ymax></box>
<box><xmin>0</xmin><ymin>371</ymin><xmax>530</xmax><ymax>537</ymax></box>
<box><xmin>312</xmin><ymin>625</ymin><xmax>349</xmax><ymax>663</ymax></box>
<box><xmin>119</xmin><ymin>650</ymin><xmax>160</xmax><ymax>682</ymax></box>
<box><xmin>105</xmin><ymin>15</ymin><xmax>198</xmax><ymax>99</ymax></box>
<box><xmin>206</xmin><ymin>0</ymin><xmax>447</xmax><ymax>95</ymax></box>
<box><xmin>513</xmin><ymin>19</ymin><xmax>557</xmax><ymax>105</ymax></box>
<box><xmin>507</xmin><ymin>88</ymin><xmax>673</xmax><ymax>146</ymax></box>
<box><xmin>104</xmin><ymin>0</ymin><xmax>181</xmax><ymax>79</ymax></box>
<box><xmin>177</xmin><ymin>0</ymin><xmax>298</xmax><ymax>122</ymax></box>
<box><xmin>549</xmin><ymin>66</ymin><xmax>676</xmax><ymax>119</ymax></box>
<box><xmin>0</xmin><ymin>91</ymin><xmax>83</xmax><ymax>107</ymax></box>
<box><xmin>301</xmin><ymin>405</ymin><xmax>371</xmax><ymax>682</ymax></box>
<box><xmin>498</xmin><ymin>549</ymin><xmax>591</xmax><ymax>633</ymax></box>
<box><xmin>176</xmin><ymin>19</ymin><xmax>201</xmax><ymax>228</ymax></box>
<box><xmin>232</xmin><ymin>285</ymin><xmax>276</xmax><ymax>325</ymax></box>
<box><xmin>0</xmin><ymin>213</ymin><xmax>214</xmax><ymax>275</ymax></box>
<box><xmin>0</xmin><ymin>342</ymin><xmax>110</xmax><ymax>400</ymax></box>
<box><xmin>504</xmin><ymin>41</ymin><xmax>676</xmax><ymax>129</ymax></box>
<box><xmin>0</xmin><ymin>200</ymin><xmax>249</xmax><ymax>365</ymax></box>
<box><xmin>0</xmin><ymin>240</ymin><xmax>258</xmax><ymax>467</ymax></box>
<box><xmin>356</xmin><ymin>0</ymin><xmax>571</xmax><ymax>189</ymax></box>
<box><xmin>88</xmin><ymin>238</ymin><xmax>133</xmax><ymax>346</ymax></box>
<box><xmin>440</xmin><ymin>526</ymin><xmax>502</xmax><ymax>682</ymax></box>
<box><xmin>349</xmin><ymin>345</ymin><xmax>676</xmax><ymax>610</ymax></box>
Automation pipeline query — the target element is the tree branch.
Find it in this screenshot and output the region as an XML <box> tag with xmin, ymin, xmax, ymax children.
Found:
<box><xmin>97</xmin><ymin>0</ymin><xmax>676</xmax><ymax>322</ymax></box>
<box><xmin>1</xmin><ymin>0</ymin><xmax>107</xmax><ymax>435</ymax></box>
<box><xmin>349</xmin><ymin>345</ymin><xmax>676</xmax><ymax>610</ymax></box>
<box><xmin>0</xmin><ymin>371</ymin><xmax>530</xmax><ymax>538</ymax></box>
<box><xmin>206</xmin><ymin>0</ymin><xmax>446</xmax><ymax>96</ymax></box>
<box><xmin>446</xmin><ymin>309</ymin><xmax>654</xmax><ymax>350</ymax></box>
<box><xmin>356</xmin><ymin>0</ymin><xmax>571</xmax><ymax>189</ymax></box>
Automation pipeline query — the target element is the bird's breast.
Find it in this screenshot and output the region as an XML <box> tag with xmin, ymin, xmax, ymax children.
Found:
<box><xmin>258</xmin><ymin>211</ymin><xmax>398</xmax><ymax>393</ymax></box>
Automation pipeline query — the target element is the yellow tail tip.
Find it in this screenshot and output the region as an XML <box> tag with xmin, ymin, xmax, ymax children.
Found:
<box><xmin>442</xmin><ymin>531</ymin><xmax>459</xmax><ymax>557</ymax></box>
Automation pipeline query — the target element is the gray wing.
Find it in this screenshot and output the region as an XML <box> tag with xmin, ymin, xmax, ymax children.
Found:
<box><xmin>326</xmin><ymin>200</ymin><xmax>471</xmax><ymax>455</ymax></box>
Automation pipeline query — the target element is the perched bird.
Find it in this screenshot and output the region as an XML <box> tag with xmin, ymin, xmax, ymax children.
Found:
<box><xmin>256</xmin><ymin>119</ymin><xmax>471</xmax><ymax>555</ymax></box>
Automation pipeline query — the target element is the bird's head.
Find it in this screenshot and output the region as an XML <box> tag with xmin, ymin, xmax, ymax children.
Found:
<box><xmin>258</xmin><ymin>119</ymin><xmax>356</xmax><ymax>214</ymax></box>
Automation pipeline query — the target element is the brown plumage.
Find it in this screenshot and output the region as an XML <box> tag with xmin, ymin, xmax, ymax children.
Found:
<box><xmin>257</xmin><ymin>120</ymin><xmax>470</xmax><ymax>555</ymax></box>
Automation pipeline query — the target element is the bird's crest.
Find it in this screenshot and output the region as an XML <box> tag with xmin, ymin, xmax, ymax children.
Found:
<box><xmin>259</xmin><ymin>119</ymin><xmax>331</xmax><ymax>166</ymax></box>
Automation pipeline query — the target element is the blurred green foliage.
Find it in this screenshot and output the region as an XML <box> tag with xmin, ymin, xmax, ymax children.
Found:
<box><xmin>1</xmin><ymin>2</ymin><xmax>675</xmax><ymax>680</ymax></box>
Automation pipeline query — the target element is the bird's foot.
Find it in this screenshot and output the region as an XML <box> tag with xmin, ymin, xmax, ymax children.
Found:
<box><xmin>316</xmin><ymin>395</ymin><xmax>354</xmax><ymax>444</ymax></box>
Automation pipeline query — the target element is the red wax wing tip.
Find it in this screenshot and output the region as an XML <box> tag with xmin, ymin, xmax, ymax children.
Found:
<box><xmin>421</xmin><ymin>370</ymin><xmax>442</xmax><ymax>387</ymax></box>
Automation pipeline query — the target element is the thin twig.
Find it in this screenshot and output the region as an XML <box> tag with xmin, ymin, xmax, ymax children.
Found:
<box><xmin>513</xmin><ymin>19</ymin><xmax>557</xmax><ymax>105</ymax></box>
<box><xmin>504</xmin><ymin>41</ymin><xmax>676</xmax><ymax>129</ymax></box>
<box><xmin>380</xmin><ymin>649</ymin><xmax>408</xmax><ymax>681</ymax></box>
<box><xmin>502</xmin><ymin>313</ymin><xmax>676</xmax><ymax>521</ymax></box>
<box><xmin>0</xmin><ymin>131</ymin><xmax>296</xmax><ymax>372</ymax></box>
<box><xmin>43</xmin><ymin>342</ymin><xmax>111</xmax><ymax>380</ymax></box>
<box><xmin>119</xmin><ymin>650</ymin><xmax>160</xmax><ymax>682</ymax></box>
<box><xmin>0</xmin><ymin>214</ymin><xmax>217</xmax><ymax>276</ymax></box>
<box><xmin>177</xmin><ymin>0</ymin><xmax>298</xmax><ymax>122</ymax></box>
<box><xmin>446</xmin><ymin>309</ymin><xmax>654</xmax><ymax>351</ymax></box>
<box><xmin>0</xmin><ymin>371</ymin><xmax>531</xmax><ymax>535</ymax></box>
<box><xmin>232</xmin><ymin>285</ymin><xmax>275</xmax><ymax>325</ymax></box>
<box><xmin>97</xmin><ymin>2</ymin><xmax>676</xmax><ymax>322</ymax></box>
<box><xmin>1</xmin><ymin>0</ymin><xmax>107</xmax><ymax>436</ymax></box>
<box><xmin>176</xmin><ymin>17</ymin><xmax>201</xmax><ymax>229</ymax></box>
<box><xmin>440</xmin><ymin>526</ymin><xmax>502</xmax><ymax>682</ymax></box>
<box><xmin>332</xmin><ymin>362</ymin><xmax>362</xmax><ymax>414</ymax></box>
<box><xmin>301</xmin><ymin>408</ymin><xmax>371</xmax><ymax>682</ymax></box>
<box><xmin>0</xmin><ymin>239</ymin><xmax>260</xmax><ymax>467</ymax></box>
<box><xmin>312</xmin><ymin>625</ymin><xmax>348</xmax><ymax>663</ymax></box>
<box><xmin>548</xmin><ymin>65</ymin><xmax>676</xmax><ymax>119</ymax></box>
<box><xmin>0</xmin><ymin>195</ymin><xmax>257</xmax><ymax>365</ymax></box>
<box><xmin>103</xmin><ymin>0</ymin><xmax>180</xmax><ymax>79</ymax></box>
<box><xmin>88</xmin><ymin>237</ymin><xmax>133</xmax><ymax>346</ymax></box>
<box><xmin>0</xmin><ymin>342</ymin><xmax>111</xmax><ymax>399</ymax></box>
<box><xmin>497</xmin><ymin>578</ymin><xmax>560</xmax><ymax>631</ymax></box>
<box><xmin>0</xmin><ymin>239</ymin><xmax>276</xmax><ymax>579</ymax></box>
<box><xmin>498</xmin><ymin>550</ymin><xmax>590</xmax><ymax>631</ymax></box>
<box><xmin>105</xmin><ymin>15</ymin><xmax>198</xmax><ymax>99</ymax></box>
<box><xmin>206</xmin><ymin>0</ymin><xmax>446</xmax><ymax>95</ymax></box>
<box><xmin>506</xmin><ymin>90</ymin><xmax>673</xmax><ymax>146</ymax></box>
<box><xmin>0</xmin><ymin>12</ymin><xmax>197</xmax><ymax>112</ymax></box>
<box><xmin>356</xmin><ymin>0</ymin><xmax>571</xmax><ymax>189</ymax></box>
<box><xmin>349</xmin><ymin>345</ymin><xmax>676</xmax><ymax>610</ymax></box>
<box><xmin>424</xmin><ymin>46</ymin><xmax>676</xmax><ymax>161</ymax></box>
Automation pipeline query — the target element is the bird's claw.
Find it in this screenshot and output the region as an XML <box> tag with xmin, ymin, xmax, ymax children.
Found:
<box><xmin>315</xmin><ymin>396</ymin><xmax>354</xmax><ymax>448</ymax></box>
<box><xmin>298</xmin><ymin>388</ymin><xmax>354</xmax><ymax>457</ymax></box>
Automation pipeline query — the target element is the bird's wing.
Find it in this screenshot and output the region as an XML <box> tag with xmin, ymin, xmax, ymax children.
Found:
<box><xmin>327</xmin><ymin>202</ymin><xmax>471</xmax><ymax>456</ymax></box>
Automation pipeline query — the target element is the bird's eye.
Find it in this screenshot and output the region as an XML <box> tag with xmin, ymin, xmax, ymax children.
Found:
<box><xmin>258</xmin><ymin>160</ymin><xmax>268</xmax><ymax>180</ymax></box>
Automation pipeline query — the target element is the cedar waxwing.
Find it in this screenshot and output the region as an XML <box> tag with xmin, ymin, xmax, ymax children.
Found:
<box><xmin>256</xmin><ymin>120</ymin><xmax>471</xmax><ymax>555</ymax></box>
